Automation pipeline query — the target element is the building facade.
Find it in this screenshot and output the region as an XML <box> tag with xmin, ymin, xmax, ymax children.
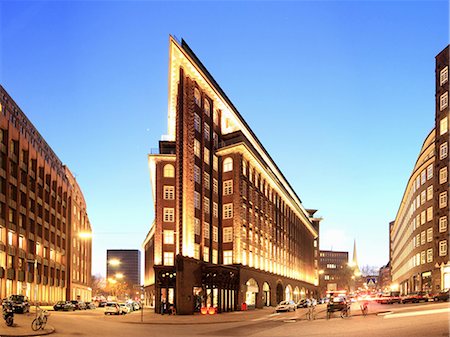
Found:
<box><xmin>318</xmin><ymin>250</ymin><xmax>350</xmax><ymax>295</ymax></box>
<box><xmin>106</xmin><ymin>249</ymin><xmax>141</xmax><ymax>290</ymax></box>
<box><xmin>391</xmin><ymin>45</ymin><xmax>449</xmax><ymax>295</ymax></box>
<box><xmin>144</xmin><ymin>37</ymin><xmax>321</xmax><ymax>314</ymax></box>
<box><xmin>0</xmin><ymin>85</ymin><xmax>92</xmax><ymax>303</ymax></box>
<box><xmin>378</xmin><ymin>263</ymin><xmax>391</xmax><ymax>292</ymax></box>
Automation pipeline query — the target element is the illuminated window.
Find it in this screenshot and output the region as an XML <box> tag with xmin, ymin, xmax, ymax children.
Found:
<box><xmin>439</xmin><ymin>191</ymin><xmax>448</xmax><ymax>208</ymax></box>
<box><xmin>194</xmin><ymin>244</ymin><xmax>200</xmax><ymax>259</ymax></box>
<box><xmin>420</xmin><ymin>251</ymin><xmax>425</xmax><ymax>264</ymax></box>
<box><xmin>163</xmin><ymin>186</ymin><xmax>175</xmax><ymax>200</ymax></box>
<box><xmin>203</xmin><ymin>222</ymin><xmax>210</xmax><ymax>239</ymax></box>
<box><xmin>421</xmin><ymin>231</ymin><xmax>425</xmax><ymax>245</ymax></box>
<box><xmin>213</xmin><ymin>109</ymin><xmax>219</xmax><ymax>126</ymax></box>
<box><xmin>427</xmin><ymin>207</ymin><xmax>433</xmax><ymax>222</ymax></box>
<box><xmin>441</xmin><ymin>117</ymin><xmax>448</xmax><ymax>136</ymax></box>
<box><xmin>194</xmin><ymin>113</ymin><xmax>201</xmax><ymax>132</ymax></box>
<box><xmin>427</xmin><ymin>248</ymin><xmax>433</xmax><ymax>263</ymax></box>
<box><xmin>212</xmin><ymin>249</ymin><xmax>218</xmax><ymax>264</ymax></box>
<box><xmin>163</xmin><ymin>230</ymin><xmax>174</xmax><ymax>244</ymax></box>
<box><xmin>203</xmin><ymin>99</ymin><xmax>210</xmax><ymax>116</ymax></box>
<box><xmin>213</xmin><ymin>202</ymin><xmax>218</xmax><ymax>218</ymax></box>
<box><xmin>421</xmin><ymin>190</ymin><xmax>426</xmax><ymax>205</ymax></box>
<box><xmin>213</xmin><ymin>226</ymin><xmax>218</xmax><ymax>242</ymax></box>
<box><xmin>324</xmin><ymin>275</ymin><xmax>330</xmax><ymax>280</ymax></box>
<box><xmin>204</xmin><ymin>148</ymin><xmax>210</xmax><ymax>165</ymax></box>
<box><xmin>213</xmin><ymin>178</ymin><xmax>218</xmax><ymax>194</ymax></box>
<box><xmin>439</xmin><ymin>167</ymin><xmax>448</xmax><ymax>184</ymax></box>
<box><xmin>427</xmin><ymin>164</ymin><xmax>433</xmax><ymax>180</ymax></box>
<box><xmin>441</xmin><ymin>143</ymin><xmax>448</xmax><ymax>159</ymax></box>
<box><xmin>163</xmin><ymin>164</ymin><xmax>175</xmax><ymax>178</ymax></box>
<box><xmin>427</xmin><ymin>228</ymin><xmax>433</xmax><ymax>242</ymax></box>
<box><xmin>194</xmin><ymin>192</ymin><xmax>200</xmax><ymax>209</ymax></box>
<box><xmin>416</xmin><ymin>253</ymin><xmax>420</xmax><ymax>266</ymax></box>
<box><xmin>223</xmin><ymin>180</ymin><xmax>233</xmax><ymax>196</ymax></box>
<box><xmin>204</xmin><ymin>123</ymin><xmax>210</xmax><ymax>140</ymax></box>
<box><xmin>223</xmin><ymin>227</ymin><xmax>233</xmax><ymax>243</ymax></box>
<box><xmin>421</xmin><ymin>211</ymin><xmax>425</xmax><ymax>225</ymax></box>
<box><xmin>204</xmin><ymin>172</ymin><xmax>210</xmax><ymax>190</ymax></box>
<box><xmin>194</xmin><ymin>165</ymin><xmax>200</xmax><ymax>184</ymax></box>
<box><xmin>427</xmin><ymin>186</ymin><xmax>433</xmax><ymax>201</ymax></box>
<box><xmin>441</xmin><ymin>66</ymin><xmax>449</xmax><ymax>85</ymax></box>
<box><xmin>163</xmin><ymin>208</ymin><xmax>174</xmax><ymax>222</ymax></box>
<box><xmin>223</xmin><ymin>204</ymin><xmax>233</xmax><ymax>219</ymax></box>
<box><xmin>416</xmin><ymin>234</ymin><xmax>420</xmax><ymax>246</ymax></box>
<box><xmin>223</xmin><ymin>158</ymin><xmax>233</xmax><ymax>172</ymax></box>
<box><xmin>204</xmin><ymin>197</ymin><xmax>210</xmax><ymax>214</ymax></box>
<box><xmin>440</xmin><ymin>92</ymin><xmax>448</xmax><ymax>110</ymax></box>
<box><xmin>203</xmin><ymin>248</ymin><xmax>209</xmax><ymax>262</ymax></box>
<box><xmin>194</xmin><ymin>218</ymin><xmax>200</xmax><ymax>235</ymax></box>
<box><xmin>163</xmin><ymin>252</ymin><xmax>174</xmax><ymax>266</ymax></box>
<box><xmin>18</xmin><ymin>235</ymin><xmax>24</xmax><ymax>249</ymax></box>
<box><xmin>439</xmin><ymin>240</ymin><xmax>447</xmax><ymax>256</ymax></box>
<box><xmin>223</xmin><ymin>250</ymin><xmax>233</xmax><ymax>264</ymax></box>
<box><xmin>7</xmin><ymin>231</ymin><xmax>13</xmax><ymax>245</ymax></box>
<box><xmin>213</xmin><ymin>156</ymin><xmax>218</xmax><ymax>172</ymax></box>
<box><xmin>194</xmin><ymin>139</ymin><xmax>201</xmax><ymax>157</ymax></box>
<box><xmin>440</xmin><ymin>216</ymin><xmax>448</xmax><ymax>232</ymax></box>
<box><xmin>194</xmin><ymin>88</ymin><xmax>201</xmax><ymax>106</ymax></box>
<box><xmin>242</xmin><ymin>160</ymin><xmax>247</xmax><ymax>176</ymax></box>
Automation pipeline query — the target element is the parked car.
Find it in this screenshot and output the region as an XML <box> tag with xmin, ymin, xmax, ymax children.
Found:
<box><xmin>433</xmin><ymin>289</ymin><xmax>449</xmax><ymax>302</ymax></box>
<box><xmin>275</xmin><ymin>300</ymin><xmax>296</xmax><ymax>312</ymax></box>
<box><xmin>377</xmin><ymin>291</ymin><xmax>401</xmax><ymax>304</ymax></box>
<box><xmin>296</xmin><ymin>299</ymin><xmax>311</xmax><ymax>308</ymax></box>
<box><xmin>401</xmin><ymin>292</ymin><xmax>429</xmax><ymax>304</ymax></box>
<box><xmin>132</xmin><ymin>301</ymin><xmax>141</xmax><ymax>311</ymax></box>
<box><xmin>85</xmin><ymin>302</ymin><xmax>97</xmax><ymax>309</ymax></box>
<box><xmin>70</xmin><ymin>300</ymin><xmax>87</xmax><ymax>310</ymax></box>
<box><xmin>119</xmin><ymin>303</ymin><xmax>130</xmax><ymax>314</ymax></box>
<box><xmin>6</xmin><ymin>295</ymin><xmax>30</xmax><ymax>313</ymax></box>
<box><xmin>53</xmin><ymin>301</ymin><xmax>76</xmax><ymax>311</ymax></box>
<box><xmin>327</xmin><ymin>296</ymin><xmax>348</xmax><ymax>313</ymax></box>
<box><xmin>104</xmin><ymin>302</ymin><xmax>123</xmax><ymax>315</ymax></box>
<box><xmin>98</xmin><ymin>301</ymin><xmax>107</xmax><ymax>308</ymax></box>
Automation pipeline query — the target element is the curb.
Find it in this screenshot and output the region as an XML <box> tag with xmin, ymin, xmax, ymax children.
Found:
<box><xmin>0</xmin><ymin>326</ymin><xmax>55</xmax><ymax>337</ymax></box>
<box><xmin>123</xmin><ymin>320</ymin><xmax>243</xmax><ymax>325</ymax></box>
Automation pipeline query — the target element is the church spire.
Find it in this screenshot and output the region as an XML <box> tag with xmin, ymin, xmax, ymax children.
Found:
<box><xmin>352</xmin><ymin>239</ymin><xmax>361</xmax><ymax>275</ymax></box>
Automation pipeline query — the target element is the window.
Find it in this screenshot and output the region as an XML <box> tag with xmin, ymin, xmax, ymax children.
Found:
<box><xmin>427</xmin><ymin>207</ymin><xmax>433</xmax><ymax>222</ymax></box>
<box><xmin>194</xmin><ymin>139</ymin><xmax>201</xmax><ymax>157</ymax></box>
<box><xmin>416</xmin><ymin>234</ymin><xmax>420</xmax><ymax>246</ymax></box>
<box><xmin>203</xmin><ymin>99</ymin><xmax>210</xmax><ymax>116</ymax></box>
<box><xmin>420</xmin><ymin>251</ymin><xmax>425</xmax><ymax>264</ymax></box>
<box><xmin>163</xmin><ymin>186</ymin><xmax>175</xmax><ymax>200</ymax></box>
<box><xmin>439</xmin><ymin>167</ymin><xmax>448</xmax><ymax>184</ymax></box>
<box><xmin>441</xmin><ymin>117</ymin><xmax>448</xmax><ymax>136</ymax></box>
<box><xmin>223</xmin><ymin>250</ymin><xmax>233</xmax><ymax>264</ymax></box>
<box><xmin>7</xmin><ymin>231</ymin><xmax>13</xmax><ymax>245</ymax></box>
<box><xmin>213</xmin><ymin>132</ymin><xmax>218</xmax><ymax>149</ymax></box>
<box><xmin>204</xmin><ymin>172</ymin><xmax>210</xmax><ymax>190</ymax></box>
<box><xmin>223</xmin><ymin>157</ymin><xmax>233</xmax><ymax>172</ymax></box>
<box><xmin>204</xmin><ymin>148</ymin><xmax>210</xmax><ymax>165</ymax></box>
<box><xmin>213</xmin><ymin>202</ymin><xmax>218</xmax><ymax>218</ymax></box>
<box><xmin>427</xmin><ymin>186</ymin><xmax>433</xmax><ymax>201</ymax></box>
<box><xmin>440</xmin><ymin>216</ymin><xmax>448</xmax><ymax>232</ymax></box>
<box><xmin>163</xmin><ymin>252</ymin><xmax>174</xmax><ymax>266</ymax></box>
<box><xmin>213</xmin><ymin>156</ymin><xmax>218</xmax><ymax>172</ymax></box>
<box><xmin>439</xmin><ymin>191</ymin><xmax>448</xmax><ymax>208</ymax></box>
<box><xmin>324</xmin><ymin>275</ymin><xmax>330</xmax><ymax>281</ymax></box>
<box><xmin>421</xmin><ymin>211</ymin><xmax>425</xmax><ymax>225</ymax></box>
<box><xmin>441</xmin><ymin>66</ymin><xmax>449</xmax><ymax>85</ymax></box>
<box><xmin>223</xmin><ymin>204</ymin><xmax>233</xmax><ymax>219</ymax></box>
<box><xmin>439</xmin><ymin>240</ymin><xmax>447</xmax><ymax>256</ymax></box>
<box><xmin>212</xmin><ymin>249</ymin><xmax>218</xmax><ymax>264</ymax></box>
<box><xmin>194</xmin><ymin>88</ymin><xmax>201</xmax><ymax>106</ymax></box>
<box><xmin>18</xmin><ymin>235</ymin><xmax>24</xmax><ymax>249</ymax></box>
<box><xmin>213</xmin><ymin>226</ymin><xmax>218</xmax><ymax>242</ymax></box>
<box><xmin>421</xmin><ymin>190</ymin><xmax>426</xmax><ymax>205</ymax></box>
<box><xmin>213</xmin><ymin>178</ymin><xmax>218</xmax><ymax>194</ymax></box>
<box><xmin>194</xmin><ymin>218</ymin><xmax>200</xmax><ymax>235</ymax></box>
<box><xmin>421</xmin><ymin>170</ymin><xmax>426</xmax><ymax>184</ymax></box>
<box><xmin>163</xmin><ymin>208</ymin><xmax>174</xmax><ymax>222</ymax></box>
<box><xmin>427</xmin><ymin>228</ymin><xmax>433</xmax><ymax>242</ymax></box>
<box><xmin>427</xmin><ymin>248</ymin><xmax>433</xmax><ymax>263</ymax></box>
<box><xmin>203</xmin><ymin>248</ymin><xmax>209</xmax><ymax>262</ymax></box>
<box><xmin>203</xmin><ymin>223</ymin><xmax>210</xmax><ymax>239</ymax></box>
<box><xmin>440</xmin><ymin>92</ymin><xmax>448</xmax><ymax>110</ymax></box>
<box><xmin>223</xmin><ymin>227</ymin><xmax>233</xmax><ymax>242</ymax></box>
<box><xmin>194</xmin><ymin>113</ymin><xmax>201</xmax><ymax>132</ymax></box>
<box><xmin>163</xmin><ymin>164</ymin><xmax>175</xmax><ymax>178</ymax></box>
<box><xmin>163</xmin><ymin>230</ymin><xmax>174</xmax><ymax>244</ymax></box>
<box><xmin>194</xmin><ymin>244</ymin><xmax>200</xmax><ymax>259</ymax></box>
<box><xmin>194</xmin><ymin>192</ymin><xmax>201</xmax><ymax>209</ymax></box>
<box><xmin>427</xmin><ymin>164</ymin><xmax>433</xmax><ymax>180</ymax></box>
<box><xmin>194</xmin><ymin>165</ymin><xmax>201</xmax><ymax>184</ymax></box>
<box><xmin>204</xmin><ymin>123</ymin><xmax>210</xmax><ymax>140</ymax></box>
<box><xmin>242</xmin><ymin>160</ymin><xmax>247</xmax><ymax>176</ymax></box>
<box><xmin>421</xmin><ymin>231</ymin><xmax>425</xmax><ymax>245</ymax></box>
<box><xmin>213</xmin><ymin>109</ymin><xmax>219</xmax><ymax>126</ymax></box>
<box><xmin>441</xmin><ymin>143</ymin><xmax>448</xmax><ymax>159</ymax></box>
<box><xmin>223</xmin><ymin>180</ymin><xmax>233</xmax><ymax>196</ymax></box>
<box><xmin>204</xmin><ymin>197</ymin><xmax>210</xmax><ymax>213</ymax></box>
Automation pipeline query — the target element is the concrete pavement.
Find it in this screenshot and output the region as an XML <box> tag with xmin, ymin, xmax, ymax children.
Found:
<box><xmin>0</xmin><ymin>311</ymin><xmax>54</xmax><ymax>337</ymax></box>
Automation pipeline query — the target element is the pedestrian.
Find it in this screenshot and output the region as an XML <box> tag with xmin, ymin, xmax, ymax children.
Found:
<box><xmin>160</xmin><ymin>299</ymin><xmax>167</xmax><ymax>315</ymax></box>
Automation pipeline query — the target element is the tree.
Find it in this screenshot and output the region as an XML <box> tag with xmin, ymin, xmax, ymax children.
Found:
<box><xmin>91</xmin><ymin>274</ymin><xmax>107</xmax><ymax>298</ymax></box>
<box><xmin>360</xmin><ymin>265</ymin><xmax>379</xmax><ymax>276</ymax></box>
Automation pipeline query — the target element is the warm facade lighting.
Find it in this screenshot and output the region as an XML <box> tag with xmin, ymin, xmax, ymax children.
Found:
<box><xmin>115</xmin><ymin>273</ymin><xmax>124</xmax><ymax>279</ymax></box>
<box><xmin>108</xmin><ymin>259</ymin><xmax>121</xmax><ymax>266</ymax></box>
<box><xmin>78</xmin><ymin>232</ymin><xmax>93</xmax><ymax>239</ymax></box>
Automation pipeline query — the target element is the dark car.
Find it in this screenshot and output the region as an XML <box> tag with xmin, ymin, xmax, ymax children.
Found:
<box><xmin>70</xmin><ymin>300</ymin><xmax>87</xmax><ymax>310</ymax></box>
<box><xmin>6</xmin><ymin>295</ymin><xmax>30</xmax><ymax>313</ymax></box>
<box><xmin>401</xmin><ymin>292</ymin><xmax>429</xmax><ymax>304</ymax></box>
<box><xmin>53</xmin><ymin>301</ymin><xmax>75</xmax><ymax>311</ymax></box>
<box><xmin>377</xmin><ymin>291</ymin><xmax>401</xmax><ymax>304</ymax></box>
<box><xmin>85</xmin><ymin>302</ymin><xmax>97</xmax><ymax>309</ymax></box>
<box><xmin>327</xmin><ymin>296</ymin><xmax>347</xmax><ymax>312</ymax></box>
<box><xmin>98</xmin><ymin>301</ymin><xmax>107</xmax><ymax>308</ymax></box>
<box><xmin>433</xmin><ymin>290</ymin><xmax>449</xmax><ymax>302</ymax></box>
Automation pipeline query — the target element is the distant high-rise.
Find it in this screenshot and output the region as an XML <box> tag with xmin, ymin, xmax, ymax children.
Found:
<box><xmin>106</xmin><ymin>250</ymin><xmax>141</xmax><ymax>288</ymax></box>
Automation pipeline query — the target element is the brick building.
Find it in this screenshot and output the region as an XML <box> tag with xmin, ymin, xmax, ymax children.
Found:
<box><xmin>0</xmin><ymin>85</ymin><xmax>92</xmax><ymax>303</ymax></box>
<box><xmin>318</xmin><ymin>250</ymin><xmax>350</xmax><ymax>296</ymax></box>
<box><xmin>143</xmin><ymin>36</ymin><xmax>321</xmax><ymax>314</ymax></box>
<box><xmin>391</xmin><ymin>45</ymin><xmax>449</xmax><ymax>294</ymax></box>
<box><xmin>106</xmin><ymin>249</ymin><xmax>141</xmax><ymax>290</ymax></box>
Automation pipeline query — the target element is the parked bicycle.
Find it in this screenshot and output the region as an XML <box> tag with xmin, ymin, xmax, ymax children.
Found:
<box><xmin>31</xmin><ymin>306</ymin><xmax>49</xmax><ymax>331</ymax></box>
<box><xmin>306</xmin><ymin>305</ymin><xmax>316</xmax><ymax>321</ymax></box>
<box><xmin>340</xmin><ymin>303</ymin><xmax>351</xmax><ymax>318</ymax></box>
<box><xmin>2</xmin><ymin>300</ymin><xmax>14</xmax><ymax>326</ymax></box>
<box><xmin>360</xmin><ymin>301</ymin><xmax>369</xmax><ymax>317</ymax></box>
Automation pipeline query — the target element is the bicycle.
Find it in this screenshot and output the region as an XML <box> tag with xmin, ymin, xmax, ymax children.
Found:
<box><xmin>340</xmin><ymin>303</ymin><xmax>351</xmax><ymax>318</ymax></box>
<box><xmin>306</xmin><ymin>305</ymin><xmax>316</xmax><ymax>321</ymax></box>
<box><xmin>360</xmin><ymin>302</ymin><xmax>368</xmax><ymax>317</ymax></box>
<box><xmin>31</xmin><ymin>307</ymin><xmax>49</xmax><ymax>331</ymax></box>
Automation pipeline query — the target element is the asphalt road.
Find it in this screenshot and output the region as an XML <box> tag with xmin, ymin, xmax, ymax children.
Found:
<box><xmin>47</xmin><ymin>301</ymin><xmax>450</xmax><ymax>337</ymax></box>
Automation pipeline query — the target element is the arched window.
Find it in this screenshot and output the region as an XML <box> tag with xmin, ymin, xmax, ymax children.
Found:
<box><xmin>194</xmin><ymin>88</ymin><xmax>201</xmax><ymax>106</ymax></box>
<box><xmin>203</xmin><ymin>99</ymin><xmax>210</xmax><ymax>116</ymax></box>
<box><xmin>163</xmin><ymin>164</ymin><xmax>175</xmax><ymax>178</ymax></box>
<box><xmin>223</xmin><ymin>157</ymin><xmax>233</xmax><ymax>172</ymax></box>
<box><xmin>213</xmin><ymin>109</ymin><xmax>220</xmax><ymax>126</ymax></box>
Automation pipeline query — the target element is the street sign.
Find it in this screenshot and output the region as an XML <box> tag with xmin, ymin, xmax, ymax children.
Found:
<box><xmin>367</xmin><ymin>277</ymin><xmax>376</xmax><ymax>286</ymax></box>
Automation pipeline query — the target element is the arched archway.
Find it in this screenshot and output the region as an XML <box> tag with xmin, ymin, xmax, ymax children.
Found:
<box><xmin>301</xmin><ymin>287</ymin><xmax>306</xmax><ymax>299</ymax></box>
<box><xmin>262</xmin><ymin>282</ymin><xmax>270</xmax><ymax>306</ymax></box>
<box><xmin>285</xmin><ymin>284</ymin><xmax>293</xmax><ymax>302</ymax></box>
<box><xmin>276</xmin><ymin>283</ymin><xmax>284</xmax><ymax>304</ymax></box>
<box><xmin>245</xmin><ymin>278</ymin><xmax>259</xmax><ymax>309</ymax></box>
<box><xmin>293</xmin><ymin>287</ymin><xmax>300</xmax><ymax>302</ymax></box>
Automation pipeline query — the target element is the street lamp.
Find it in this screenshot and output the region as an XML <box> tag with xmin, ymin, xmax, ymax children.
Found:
<box><xmin>108</xmin><ymin>259</ymin><xmax>121</xmax><ymax>267</ymax></box>
<box><xmin>115</xmin><ymin>273</ymin><xmax>124</xmax><ymax>280</ymax></box>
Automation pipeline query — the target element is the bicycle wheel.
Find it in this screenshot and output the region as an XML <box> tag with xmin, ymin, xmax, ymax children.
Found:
<box><xmin>31</xmin><ymin>318</ymin><xmax>42</xmax><ymax>331</ymax></box>
<box><xmin>41</xmin><ymin>316</ymin><xmax>47</xmax><ymax>329</ymax></box>
<box><xmin>6</xmin><ymin>316</ymin><xmax>13</xmax><ymax>326</ymax></box>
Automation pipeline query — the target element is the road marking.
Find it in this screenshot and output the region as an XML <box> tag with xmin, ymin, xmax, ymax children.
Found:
<box><xmin>384</xmin><ymin>308</ymin><xmax>450</xmax><ymax>319</ymax></box>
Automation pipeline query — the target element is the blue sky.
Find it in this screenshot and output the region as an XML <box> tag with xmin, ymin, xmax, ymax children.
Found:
<box><xmin>1</xmin><ymin>1</ymin><xmax>448</xmax><ymax>277</ymax></box>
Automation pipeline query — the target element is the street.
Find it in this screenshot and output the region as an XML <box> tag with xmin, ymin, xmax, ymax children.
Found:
<box><xmin>38</xmin><ymin>301</ymin><xmax>449</xmax><ymax>337</ymax></box>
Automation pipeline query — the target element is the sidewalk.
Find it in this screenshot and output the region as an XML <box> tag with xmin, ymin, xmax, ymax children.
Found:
<box><xmin>0</xmin><ymin>312</ymin><xmax>54</xmax><ymax>337</ymax></box>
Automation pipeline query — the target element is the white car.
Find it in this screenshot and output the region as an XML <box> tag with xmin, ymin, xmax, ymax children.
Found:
<box><xmin>275</xmin><ymin>300</ymin><xmax>296</xmax><ymax>312</ymax></box>
<box><xmin>119</xmin><ymin>303</ymin><xmax>130</xmax><ymax>314</ymax></box>
<box><xmin>104</xmin><ymin>302</ymin><xmax>124</xmax><ymax>315</ymax></box>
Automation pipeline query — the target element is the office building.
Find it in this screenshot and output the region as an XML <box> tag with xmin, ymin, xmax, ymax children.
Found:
<box><xmin>106</xmin><ymin>249</ymin><xmax>141</xmax><ymax>289</ymax></box>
